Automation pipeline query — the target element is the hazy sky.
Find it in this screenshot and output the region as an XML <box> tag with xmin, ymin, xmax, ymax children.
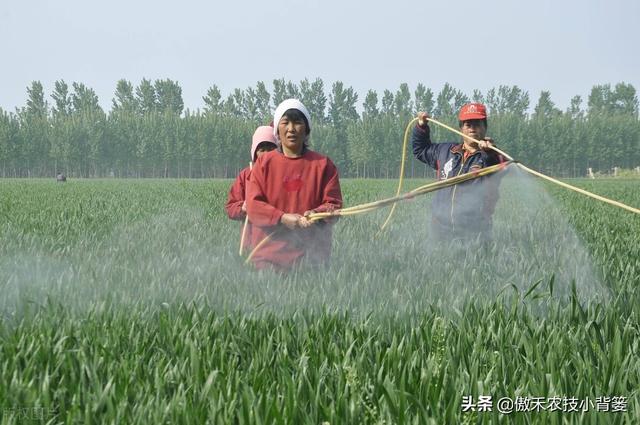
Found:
<box><xmin>2</xmin><ymin>0</ymin><xmax>638</xmax><ymax>113</ymax></box>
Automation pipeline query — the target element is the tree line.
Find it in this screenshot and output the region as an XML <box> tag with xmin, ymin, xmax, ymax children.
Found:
<box><xmin>0</xmin><ymin>78</ymin><xmax>638</xmax><ymax>178</ymax></box>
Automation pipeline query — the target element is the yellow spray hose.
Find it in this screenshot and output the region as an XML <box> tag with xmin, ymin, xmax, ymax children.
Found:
<box><xmin>516</xmin><ymin>163</ymin><xmax>640</xmax><ymax>215</ymax></box>
<box><xmin>377</xmin><ymin>117</ymin><xmax>419</xmax><ymax>234</ymax></box>
<box><xmin>310</xmin><ymin>162</ymin><xmax>507</xmax><ymax>219</ymax></box>
<box><xmin>244</xmin><ymin>228</ymin><xmax>277</xmax><ymax>264</ymax></box>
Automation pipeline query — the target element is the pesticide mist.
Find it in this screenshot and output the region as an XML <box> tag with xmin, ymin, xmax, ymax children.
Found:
<box><xmin>0</xmin><ymin>171</ymin><xmax>611</xmax><ymax>321</ymax></box>
<box><xmin>276</xmin><ymin>163</ymin><xmax>610</xmax><ymax>316</ymax></box>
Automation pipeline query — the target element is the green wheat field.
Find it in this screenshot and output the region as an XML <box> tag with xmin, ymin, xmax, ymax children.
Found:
<box><xmin>1</xmin><ymin>170</ymin><xmax>638</xmax><ymax>424</ymax></box>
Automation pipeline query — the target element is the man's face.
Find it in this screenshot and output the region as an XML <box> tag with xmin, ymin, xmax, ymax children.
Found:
<box><xmin>461</xmin><ymin>119</ymin><xmax>487</xmax><ymax>147</ymax></box>
<box><xmin>278</xmin><ymin>115</ymin><xmax>307</xmax><ymax>154</ymax></box>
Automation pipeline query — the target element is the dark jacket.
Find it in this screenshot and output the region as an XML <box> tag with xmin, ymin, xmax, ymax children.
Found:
<box><xmin>412</xmin><ymin>124</ymin><xmax>504</xmax><ymax>238</ymax></box>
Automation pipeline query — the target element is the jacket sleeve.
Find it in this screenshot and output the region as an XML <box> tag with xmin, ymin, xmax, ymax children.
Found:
<box><xmin>482</xmin><ymin>146</ymin><xmax>505</xmax><ymax>167</ymax></box>
<box><xmin>225</xmin><ymin>172</ymin><xmax>246</xmax><ymax>220</ymax></box>
<box><xmin>246</xmin><ymin>159</ymin><xmax>285</xmax><ymax>226</ymax></box>
<box><xmin>313</xmin><ymin>158</ymin><xmax>343</xmax><ymax>213</ymax></box>
<box><xmin>411</xmin><ymin>124</ymin><xmax>439</xmax><ymax>169</ymax></box>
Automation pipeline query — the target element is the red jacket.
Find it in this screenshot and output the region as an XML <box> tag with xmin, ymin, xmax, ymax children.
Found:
<box><xmin>225</xmin><ymin>166</ymin><xmax>254</xmax><ymax>250</ymax></box>
<box><xmin>246</xmin><ymin>149</ymin><xmax>342</xmax><ymax>270</ymax></box>
<box><xmin>225</xmin><ymin>166</ymin><xmax>251</xmax><ymax>220</ymax></box>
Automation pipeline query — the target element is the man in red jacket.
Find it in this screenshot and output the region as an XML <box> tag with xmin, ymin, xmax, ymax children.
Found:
<box><xmin>246</xmin><ymin>99</ymin><xmax>343</xmax><ymax>270</ymax></box>
<box><xmin>225</xmin><ymin>126</ymin><xmax>277</xmax><ymax>248</ymax></box>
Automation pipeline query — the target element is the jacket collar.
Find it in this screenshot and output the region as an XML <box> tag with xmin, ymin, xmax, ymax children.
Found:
<box><xmin>450</xmin><ymin>143</ymin><xmax>483</xmax><ymax>158</ymax></box>
<box><xmin>450</xmin><ymin>143</ymin><xmax>464</xmax><ymax>154</ymax></box>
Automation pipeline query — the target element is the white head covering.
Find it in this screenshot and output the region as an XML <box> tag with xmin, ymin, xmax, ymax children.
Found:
<box><xmin>272</xmin><ymin>99</ymin><xmax>311</xmax><ymax>141</ymax></box>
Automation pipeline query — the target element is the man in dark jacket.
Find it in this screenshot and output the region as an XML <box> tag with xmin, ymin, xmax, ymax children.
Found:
<box><xmin>412</xmin><ymin>103</ymin><xmax>505</xmax><ymax>241</ymax></box>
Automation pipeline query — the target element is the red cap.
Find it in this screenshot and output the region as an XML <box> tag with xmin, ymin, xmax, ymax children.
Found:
<box><xmin>458</xmin><ymin>103</ymin><xmax>487</xmax><ymax>121</ymax></box>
